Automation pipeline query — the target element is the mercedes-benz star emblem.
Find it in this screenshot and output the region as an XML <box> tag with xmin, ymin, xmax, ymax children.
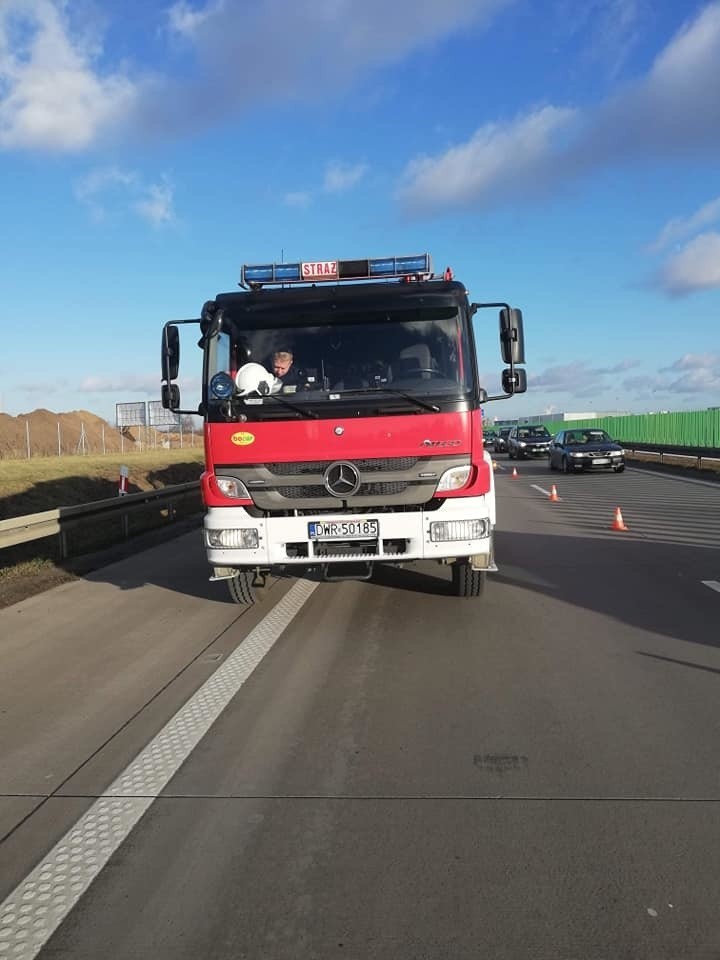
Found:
<box><xmin>324</xmin><ymin>461</ymin><xmax>361</xmax><ymax>498</ymax></box>
<box><xmin>334</xmin><ymin>426</ymin><xmax>344</xmax><ymax>436</ymax></box>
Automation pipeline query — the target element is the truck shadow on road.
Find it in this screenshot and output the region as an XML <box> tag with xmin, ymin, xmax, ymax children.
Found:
<box><xmin>490</xmin><ymin>528</ymin><xmax>719</xmax><ymax>651</ymax></box>
<box><xmin>370</xmin><ymin>564</ymin><xmax>456</xmax><ymax>597</ymax></box>
<box><xmin>367</xmin><ymin>529</ymin><xmax>718</xmax><ymax>652</ymax></box>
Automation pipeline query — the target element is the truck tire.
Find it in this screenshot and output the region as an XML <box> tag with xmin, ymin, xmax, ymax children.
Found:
<box><xmin>227</xmin><ymin>570</ymin><xmax>256</xmax><ymax>605</ymax></box>
<box><xmin>451</xmin><ymin>562</ymin><xmax>486</xmax><ymax>597</ymax></box>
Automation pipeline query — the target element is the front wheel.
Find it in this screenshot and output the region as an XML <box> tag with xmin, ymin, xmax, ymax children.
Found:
<box><xmin>227</xmin><ymin>569</ymin><xmax>257</xmax><ymax>605</ymax></box>
<box><xmin>613</xmin><ymin>464</ymin><xmax>625</xmax><ymax>473</ymax></box>
<box><xmin>562</xmin><ymin>456</ymin><xmax>572</xmax><ymax>474</ymax></box>
<box><xmin>451</xmin><ymin>562</ymin><xmax>486</xmax><ymax>598</ymax></box>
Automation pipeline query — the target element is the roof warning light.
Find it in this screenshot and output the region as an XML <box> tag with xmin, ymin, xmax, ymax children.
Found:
<box><xmin>241</xmin><ymin>253</ymin><xmax>433</xmax><ymax>288</ymax></box>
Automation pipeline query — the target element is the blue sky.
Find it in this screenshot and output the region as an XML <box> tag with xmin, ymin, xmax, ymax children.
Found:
<box><xmin>1</xmin><ymin>0</ymin><xmax>719</xmax><ymax>423</ymax></box>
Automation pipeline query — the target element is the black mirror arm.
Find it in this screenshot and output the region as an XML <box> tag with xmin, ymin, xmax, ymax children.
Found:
<box><xmin>484</xmin><ymin>392</ymin><xmax>514</xmax><ymax>402</ymax></box>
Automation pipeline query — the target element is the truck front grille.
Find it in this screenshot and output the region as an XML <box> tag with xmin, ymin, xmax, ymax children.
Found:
<box><xmin>217</xmin><ymin>454</ymin><xmax>471</xmax><ymax>510</ymax></box>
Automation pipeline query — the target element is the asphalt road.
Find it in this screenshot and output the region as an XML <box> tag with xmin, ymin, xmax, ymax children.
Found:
<box><xmin>1</xmin><ymin>460</ymin><xmax>719</xmax><ymax>959</ymax></box>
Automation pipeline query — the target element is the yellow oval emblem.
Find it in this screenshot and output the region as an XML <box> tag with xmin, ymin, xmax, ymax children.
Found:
<box><xmin>231</xmin><ymin>431</ymin><xmax>255</xmax><ymax>446</ymax></box>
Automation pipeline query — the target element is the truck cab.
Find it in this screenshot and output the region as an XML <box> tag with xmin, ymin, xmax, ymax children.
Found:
<box><xmin>161</xmin><ymin>253</ymin><xmax>526</xmax><ymax>602</ymax></box>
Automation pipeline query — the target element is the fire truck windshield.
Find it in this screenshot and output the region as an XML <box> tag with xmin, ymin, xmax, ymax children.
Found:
<box><xmin>205</xmin><ymin>305</ymin><xmax>474</xmax><ymax>421</ymax></box>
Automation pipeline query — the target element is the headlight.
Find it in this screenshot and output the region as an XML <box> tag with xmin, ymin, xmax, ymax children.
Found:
<box><xmin>215</xmin><ymin>476</ymin><xmax>251</xmax><ymax>499</ymax></box>
<box><xmin>570</xmin><ymin>452</ymin><xmax>584</xmax><ymax>458</ymax></box>
<box><xmin>430</xmin><ymin>519</ymin><xmax>489</xmax><ymax>542</ymax></box>
<box><xmin>436</xmin><ymin>464</ymin><xmax>472</xmax><ymax>492</ymax></box>
<box><xmin>518</xmin><ymin>441</ymin><xmax>527</xmax><ymax>447</ymax></box>
<box><xmin>610</xmin><ymin>451</ymin><xmax>622</xmax><ymax>457</ymax></box>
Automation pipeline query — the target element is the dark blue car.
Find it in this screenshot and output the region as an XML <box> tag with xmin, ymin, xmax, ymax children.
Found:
<box><xmin>549</xmin><ymin>429</ymin><xmax>625</xmax><ymax>473</ymax></box>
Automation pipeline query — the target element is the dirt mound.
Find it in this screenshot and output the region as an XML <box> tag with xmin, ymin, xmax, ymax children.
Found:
<box><xmin>0</xmin><ymin>409</ymin><xmax>139</xmax><ymax>458</ymax></box>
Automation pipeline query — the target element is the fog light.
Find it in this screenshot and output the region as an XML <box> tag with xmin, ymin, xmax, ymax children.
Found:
<box><xmin>206</xmin><ymin>528</ymin><xmax>259</xmax><ymax>549</ymax></box>
<box><xmin>429</xmin><ymin>519</ymin><xmax>488</xmax><ymax>542</ymax></box>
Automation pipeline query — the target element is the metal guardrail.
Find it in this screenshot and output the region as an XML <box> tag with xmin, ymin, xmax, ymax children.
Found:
<box><xmin>2</xmin><ymin>443</ymin><xmax>718</xmax><ymax>563</ymax></box>
<box><xmin>623</xmin><ymin>444</ymin><xmax>720</xmax><ymax>472</ymax></box>
<box><xmin>0</xmin><ymin>482</ymin><xmax>201</xmax><ymax>557</ymax></box>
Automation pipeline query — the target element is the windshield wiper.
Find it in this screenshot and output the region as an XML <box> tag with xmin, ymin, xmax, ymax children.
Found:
<box><xmin>337</xmin><ymin>387</ymin><xmax>441</xmax><ymax>413</ymax></box>
<box><xmin>242</xmin><ymin>393</ymin><xmax>319</xmax><ymax>419</ymax></box>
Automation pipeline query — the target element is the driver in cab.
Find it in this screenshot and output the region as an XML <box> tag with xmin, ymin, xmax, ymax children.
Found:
<box><xmin>271</xmin><ymin>349</ymin><xmax>301</xmax><ymax>390</ymax></box>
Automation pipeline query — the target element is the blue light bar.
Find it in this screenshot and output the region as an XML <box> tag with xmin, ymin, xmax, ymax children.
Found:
<box><xmin>242</xmin><ymin>262</ymin><xmax>302</xmax><ymax>285</ymax></box>
<box><xmin>240</xmin><ymin>253</ymin><xmax>433</xmax><ymax>287</ymax></box>
<box><xmin>369</xmin><ymin>255</ymin><xmax>431</xmax><ymax>276</ymax></box>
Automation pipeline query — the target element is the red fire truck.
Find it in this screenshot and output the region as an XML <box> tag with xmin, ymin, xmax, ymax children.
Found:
<box><xmin>161</xmin><ymin>253</ymin><xmax>526</xmax><ymax>602</ymax></box>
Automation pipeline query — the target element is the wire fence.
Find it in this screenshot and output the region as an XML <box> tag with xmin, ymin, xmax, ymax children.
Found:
<box><xmin>0</xmin><ymin>421</ymin><xmax>198</xmax><ymax>460</ymax></box>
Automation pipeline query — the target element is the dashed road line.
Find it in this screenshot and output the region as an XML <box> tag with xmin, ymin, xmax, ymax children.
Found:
<box><xmin>531</xmin><ymin>483</ymin><xmax>554</xmax><ymax>498</ymax></box>
<box><xmin>701</xmin><ymin>581</ymin><xmax>720</xmax><ymax>594</ymax></box>
<box><xmin>0</xmin><ymin>578</ymin><xmax>319</xmax><ymax>960</ymax></box>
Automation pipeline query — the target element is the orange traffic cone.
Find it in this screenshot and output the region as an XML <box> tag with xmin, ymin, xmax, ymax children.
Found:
<box><xmin>611</xmin><ymin>506</ymin><xmax>628</xmax><ymax>531</ymax></box>
<box><xmin>511</xmin><ymin>467</ymin><xmax>519</xmax><ymax>479</ymax></box>
<box><xmin>549</xmin><ymin>484</ymin><xmax>559</xmax><ymax>502</ymax></box>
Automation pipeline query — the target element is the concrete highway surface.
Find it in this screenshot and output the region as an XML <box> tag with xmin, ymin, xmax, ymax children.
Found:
<box><xmin>1</xmin><ymin>461</ymin><xmax>719</xmax><ymax>959</ymax></box>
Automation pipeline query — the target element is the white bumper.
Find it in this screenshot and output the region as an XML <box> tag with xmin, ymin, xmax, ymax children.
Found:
<box><xmin>204</xmin><ymin>493</ymin><xmax>494</xmax><ymax>568</ymax></box>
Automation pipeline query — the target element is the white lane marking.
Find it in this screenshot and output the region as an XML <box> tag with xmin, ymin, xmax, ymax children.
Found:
<box><xmin>701</xmin><ymin>580</ymin><xmax>720</xmax><ymax>594</ymax></box>
<box><xmin>627</xmin><ymin>465</ymin><xmax>720</xmax><ymax>490</ymax></box>
<box><xmin>531</xmin><ymin>484</ymin><xmax>552</xmax><ymax>498</ymax></box>
<box><xmin>0</xmin><ymin>579</ymin><xmax>319</xmax><ymax>960</ymax></box>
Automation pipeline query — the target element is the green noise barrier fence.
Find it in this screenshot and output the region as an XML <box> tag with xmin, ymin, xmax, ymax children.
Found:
<box><xmin>540</xmin><ymin>409</ymin><xmax>720</xmax><ymax>451</ymax></box>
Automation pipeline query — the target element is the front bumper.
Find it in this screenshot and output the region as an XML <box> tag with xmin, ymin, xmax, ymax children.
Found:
<box><xmin>517</xmin><ymin>446</ymin><xmax>552</xmax><ymax>458</ymax></box>
<box><xmin>204</xmin><ymin>495</ymin><xmax>494</xmax><ymax>568</ymax></box>
<box><xmin>572</xmin><ymin>459</ymin><xmax>625</xmax><ymax>470</ymax></box>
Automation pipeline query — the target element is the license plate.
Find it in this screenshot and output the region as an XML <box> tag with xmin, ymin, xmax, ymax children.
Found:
<box><xmin>308</xmin><ymin>519</ymin><xmax>379</xmax><ymax>541</ymax></box>
<box><xmin>593</xmin><ymin>458</ymin><xmax>610</xmax><ymax>465</ymax></box>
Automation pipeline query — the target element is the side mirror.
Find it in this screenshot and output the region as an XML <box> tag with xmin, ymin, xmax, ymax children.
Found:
<box><xmin>478</xmin><ymin>387</ymin><xmax>488</xmax><ymax>403</ymax></box>
<box><xmin>161</xmin><ymin>383</ymin><xmax>180</xmax><ymax>410</ymax></box>
<box><xmin>499</xmin><ymin>308</ymin><xmax>525</xmax><ymax>365</ymax></box>
<box><xmin>502</xmin><ymin>368</ymin><xmax>527</xmax><ymax>394</ymax></box>
<box><xmin>199</xmin><ymin>303</ymin><xmax>224</xmax><ymax>343</ymax></box>
<box><xmin>162</xmin><ymin>325</ymin><xmax>180</xmax><ymax>382</ymax></box>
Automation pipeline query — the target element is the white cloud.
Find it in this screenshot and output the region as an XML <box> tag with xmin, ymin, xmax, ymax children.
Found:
<box><xmin>668</xmin><ymin>366</ymin><xmax>720</xmax><ymax>393</ymax></box>
<box><xmin>0</xmin><ymin>0</ymin><xmax>137</xmax><ymax>151</ymax></box>
<box><xmin>622</xmin><ymin>373</ymin><xmax>671</xmax><ymax>395</ymax></box>
<box><xmin>166</xmin><ymin>0</ymin><xmax>224</xmax><ymax>38</ymax></box>
<box><xmin>323</xmin><ymin>161</ymin><xmax>367</xmax><ymax>193</ymax></box>
<box><xmin>1</xmin><ymin>1</ymin><xmax>512</xmax><ymax>149</ymax></box>
<box><xmin>399</xmin><ymin>106</ymin><xmax>578</xmax><ymax>213</ymax></box>
<box><xmin>663</xmin><ymin>352</ymin><xmax>720</xmax><ymax>372</ymax></box>
<box><xmin>399</xmin><ymin>3</ymin><xmax>720</xmax><ymax>214</ymax></box>
<box><xmin>140</xmin><ymin>0</ymin><xmax>511</xmax><ymax>135</ymax></box>
<box><xmin>75</xmin><ymin>166</ymin><xmax>176</xmax><ymax>227</ymax></box>
<box><xmin>659</xmin><ymin>232</ymin><xmax>720</xmax><ymax>296</ymax></box>
<box><xmin>624</xmin><ymin>352</ymin><xmax>720</xmax><ymax>395</ymax></box>
<box><xmin>282</xmin><ymin>161</ymin><xmax>367</xmax><ymax>208</ymax></box>
<box><xmin>554</xmin><ymin>0</ymin><xmax>649</xmax><ymax>80</ymax></box>
<box><xmin>75</xmin><ymin>166</ymin><xmax>139</xmax><ymax>220</ymax></box>
<box><xmin>284</xmin><ymin>191</ymin><xmax>312</xmax><ymax>209</ymax></box>
<box><xmin>649</xmin><ymin>196</ymin><xmax>720</xmax><ymax>252</ymax></box>
<box><xmin>528</xmin><ymin>358</ymin><xmax>638</xmax><ymax>397</ymax></box>
<box><xmin>135</xmin><ymin>177</ymin><xmax>176</xmax><ymax>228</ymax></box>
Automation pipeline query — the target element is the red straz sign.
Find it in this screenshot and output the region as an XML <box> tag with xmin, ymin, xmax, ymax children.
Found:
<box><xmin>302</xmin><ymin>260</ymin><xmax>338</xmax><ymax>281</ymax></box>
